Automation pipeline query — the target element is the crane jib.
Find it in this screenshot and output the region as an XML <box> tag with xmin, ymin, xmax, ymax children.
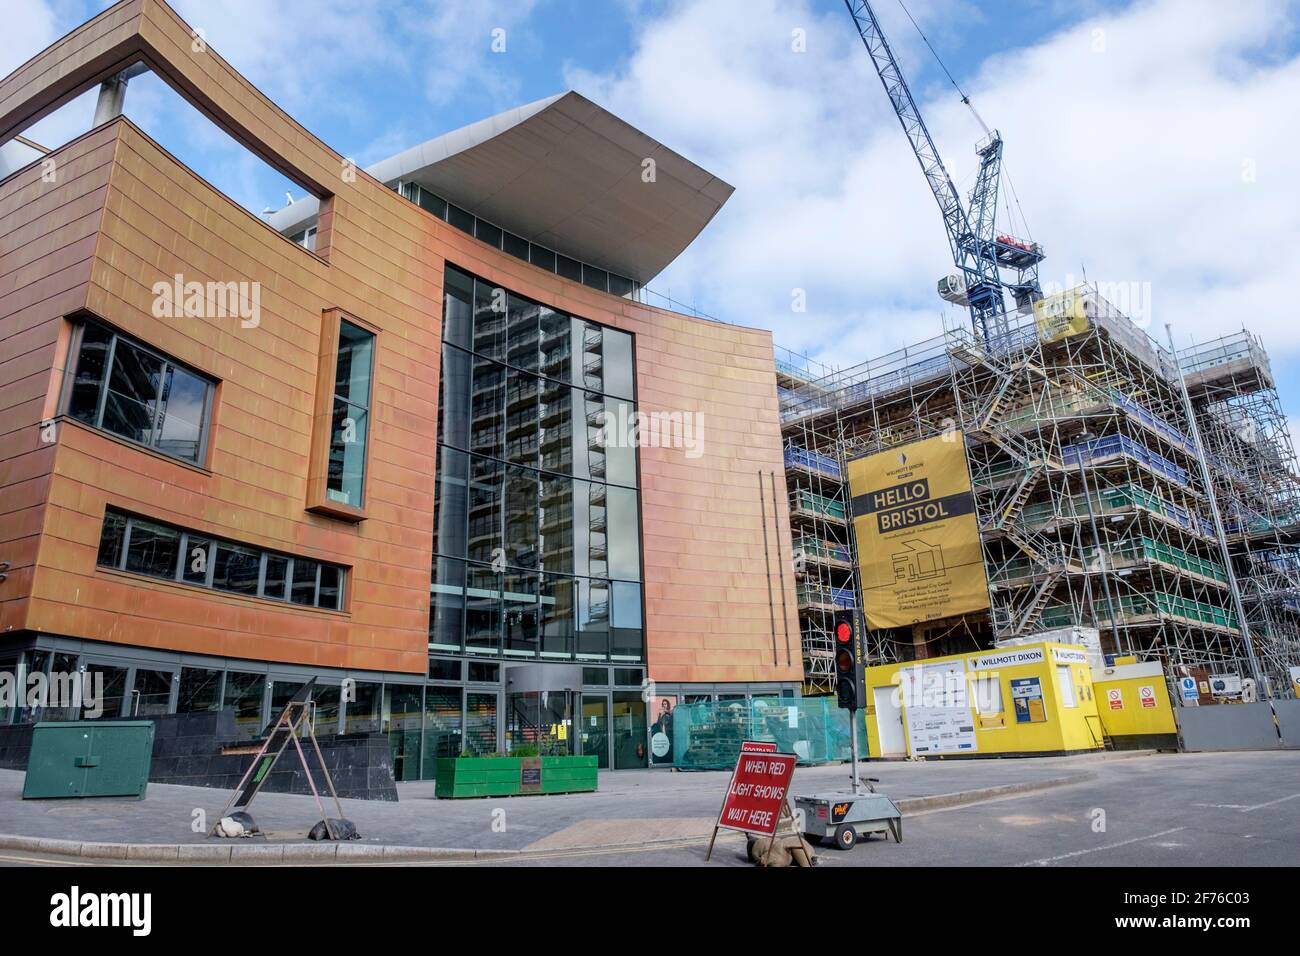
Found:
<box><xmin>843</xmin><ymin>0</ymin><xmax>1044</xmax><ymax>343</ymax></box>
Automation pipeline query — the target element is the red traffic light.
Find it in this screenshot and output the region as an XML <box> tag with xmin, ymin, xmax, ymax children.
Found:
<box><xmin>835</xmin><ymin>620</ymin><xmax>853</xmax><ymax>643</ymax></box>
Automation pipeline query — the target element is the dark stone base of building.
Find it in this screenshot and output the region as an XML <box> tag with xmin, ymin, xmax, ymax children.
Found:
<box><xmin>0</xmin><ymin>724</ymin><xmax>34</xmax><ymax>771</ymax></box>
<box><xmin>0</xmin><ymin>712</ymin><xmax>398</xmax><ymax>802</ymax></box>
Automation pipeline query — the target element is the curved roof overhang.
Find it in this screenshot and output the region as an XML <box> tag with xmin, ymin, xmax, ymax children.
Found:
<box><xmin>269</xmin><ymin>91</ymin><xmax>733</xmax><ymax>284</ymax></box>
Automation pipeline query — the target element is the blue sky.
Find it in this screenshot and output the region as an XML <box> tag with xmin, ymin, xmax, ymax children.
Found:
<box><xmin>8</xmin><ymin>0</ymin><xmax>1300</xmax><ymax>420</ymax></box>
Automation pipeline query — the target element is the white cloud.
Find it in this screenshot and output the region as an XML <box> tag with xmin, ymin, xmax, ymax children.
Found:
<box><xmin>416</xmin><ymin>0</ymin><xmax>540</xmax><ymax>107</ymax></box>
<box><xmin>567</xmin><ymin>0</ymin><xmax>1300</xmax><ymax>381</ymax></box>
<box><xmin>167</xmin><ymin>0</ymin><xmax>410</xmax><ymax>119</ymax></box>
<box><xmin>0</xmin><ymin>0</ymin><xmax>57</xmax><ymax>78</ymax></box>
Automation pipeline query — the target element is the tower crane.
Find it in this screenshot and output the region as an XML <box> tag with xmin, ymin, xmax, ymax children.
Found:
<box><xmin>843</xmin><ymin>0</ymin><xmax>1045</xmax><ymax>342</ymax></box>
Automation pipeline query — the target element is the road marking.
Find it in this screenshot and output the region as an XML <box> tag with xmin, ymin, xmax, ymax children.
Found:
<box><xmin>1240</xmin><ymin>792</ymin><xmax>1300</xmax><ymax>813</ymax></box>
<box><xmin>1017</xmin><ymin>827</ymin><xmax>1187</xmax><ymax>867</ymax></box>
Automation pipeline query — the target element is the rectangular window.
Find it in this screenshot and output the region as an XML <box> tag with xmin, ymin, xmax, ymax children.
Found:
<box><xmin>447</xmin><ymin>203</ymin><xmax>475</xmax><ymax>235</ymax></box>
<box><xmin>468</xmin><ymin>662</ymin><xmax>500</xmax><ymax>683</ymax></box>
<box><xmin>430</xmin><ymin>557</ymin><xmax>466</xmax><ymax>652</ymax></box>
<box><xmin>428</xmin><ymin>657</ymin><xmax>462</xmax><ymax>682</ymax></box>
<box><xmin>433</xmin><ymin>447</ymin><xmax>469</xmax><ymax>559</ymax></box>
<box><xmin>502</xmin><ymin>231</ymin><xmax>529</xmax><ymax>261</ymax></box>
<box><xmin>291</xmin><ymin>559</ymin><xmax>321</xmax><ymax>606</ymax></box>
<box><xmin>610</xmin><ymin>581</ymin><xmax>644</xmax><ymax>662</ymax></box>
<box><xmin>124</xmin><ymin>519</ymin><xmax>181</xmax><ymax>580</ymax></box>
<box><xmin>97</xmin><ymin>510</ymin><xmax>127</xmax><ymax>568</ymax></box>
<box><xmin>474</xmin><ymin>219</ymin><xmax>503</xmax><ymax>249</ymax></box>
<box><xmin>443</xmin><ymin>267</ymin><xmax>474</xmax><ymax>350</ymax></box>
<box><xmin>465</xmin><ymin>691</ymin><xmax>498</xmax><ymax>755</ymax></box>
<box><xmin>465</xmin><ymin>563</ymin><xmax>502</xmax><ymax>654</ymax></box>
<box><xmin>262</xmin><ymin>554</ymin><xmax>289</xmax><ymax>600</ymax></box>
<box><xmin>541</xmin><ymin>573</ymin><xmax>575</xmax><ymax>659</ymax></box>
<box><xmin>309</xmin><ymin>310</ymin><xmax>376</xmax><ymax>520</ymax></box>
<box><xmin>289</xmin><ymin>225</ymin><xmax>318</xmax><ymax>251</ymax></box>
<box><xmin>63</xmin><ymin>321</ymin><xmax>214</xmax><ymax>464</ymax></box>
<box><xmin>177</xmin><ymin>667</ymin><xmax>222</xmax><ymax>713</ymax></box>
<box><xmin>224</xmin><ymin>672</ymin><xmax>266</xmax><ymax>740</ymax></box>
<box><xmin>608</xmin><ymin>273</ymin><xmax>634</xmax><ymax>298</ymax></box>
<box><xmin>581</xmin><ymin>265</ymin><xmax>609</xmax><ymax>293</ymax></box>
<box><xmin>131</xmin><ymin>669</ymin><xmax>174</xmax><ymax>716</ymax></box>
<box><xmin>97</xmin><ymin>509</ymin><xmax>346</xmax><ymax>610</ymax></box>
<box><xmin>530</xmin><ymin>246</ymin><xmax>556</xmax><ymax>273</ymax></box>
<box><xmin>212</xmin><ymin>542</ymin><xmax>260</xmax><ymax>595</ymax></box>
<box><xmin>556</xmin><ymin>254</ymin><xmax>583</xmax><ymax>283</ymax></box>
<box><xmin>577</xmin><ymin>578</ymin><xmax>610</xmax><ymax>660</ymax></box>
<box><xmin>181</xmin><ymin>535</ymin><xmax>214</xmax><ymax>586</ymax></box>
<box><xmin>503</xmin><ymin>569</ymin><xmax>539</xmax><ymax>657</ymax></box>
<box><xmin>422</xmin><ymin>686</ymin><xmax>463</xmax><ymax>775</ymax></box>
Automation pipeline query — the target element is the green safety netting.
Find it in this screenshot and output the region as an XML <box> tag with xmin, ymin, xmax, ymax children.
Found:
<box><xmin>670</xmin><ymin>697</ymin><xmax>866</xmax><ymax>770</ymax></box>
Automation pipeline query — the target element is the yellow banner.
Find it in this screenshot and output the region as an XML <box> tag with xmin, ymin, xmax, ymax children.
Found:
<box><xmin>847</xmin><ymin>433</ymin><xmax>990</xmax><ymax>630</ymax></box>
<box><xmin>1034</xmin><ymin>291</ymin><xmax>1090</xmax><ymax>343</ymax></box>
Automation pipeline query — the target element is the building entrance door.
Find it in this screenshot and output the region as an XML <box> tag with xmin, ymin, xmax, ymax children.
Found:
<box><xmin>581</xmin><ymin>695</ymin><xmax>610</xmax><ymax>768</ymax></box>
<box><xmin>874</xmin><ymin>684</ymin><xmax>907</xmax><ymax>756</ymax></box>
<box><xmin>612</xmin><ymin>691</ymin><xmax>648</xmax><ymax>769</ymax></box>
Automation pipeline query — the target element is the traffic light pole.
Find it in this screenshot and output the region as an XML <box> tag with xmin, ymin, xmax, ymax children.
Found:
<box><xmin>834</xmin><ymin>608</ymin><xmax>867</xmax><ymax>795</ymax></box>
<box><xmin>850</xmin><ymin>709</ymin><xmax>863</xmax><ymax>796</ymax></box>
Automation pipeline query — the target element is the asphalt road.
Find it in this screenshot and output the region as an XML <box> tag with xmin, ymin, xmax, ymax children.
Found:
<box><xmin>478</xmin><ymin>749</ymin><xmax>1300</xmax><ymax>867</ymax></box>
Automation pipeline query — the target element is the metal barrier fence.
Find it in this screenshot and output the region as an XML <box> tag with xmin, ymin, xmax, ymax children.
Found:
<box><xmin>670</xmin><ymin>697</ymin><xmax>866</xmax><ymax>770</ymax></box>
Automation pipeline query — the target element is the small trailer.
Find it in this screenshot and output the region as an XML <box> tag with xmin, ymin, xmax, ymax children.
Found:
<box><xmin>794</xmin><ymin>783</ymin><xmax>902</xmax><ymax>851</ymax></box>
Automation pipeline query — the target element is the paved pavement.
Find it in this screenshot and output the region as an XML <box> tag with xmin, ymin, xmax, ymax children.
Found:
<box><xmin>0</xmin><ymin>752</ymin><xmax>1107</xmax><ymax>854</ymax></box>
<box><xmin>1</xmin><ymin>750</ymin><xmax>1295</xmax><ymax>866</ymax></box>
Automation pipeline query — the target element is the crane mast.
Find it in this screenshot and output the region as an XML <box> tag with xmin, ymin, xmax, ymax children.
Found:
<box><xmin>843</xmin><ymin>0</ymin><xmax>1044</xmax><ymax>342</ymax></box>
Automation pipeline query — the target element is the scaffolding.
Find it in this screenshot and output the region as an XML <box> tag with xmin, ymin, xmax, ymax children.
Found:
<box><xmin>778</xmin><ymin>288</ymin><xmax>1300</xmax><ymax>698</ymax></box>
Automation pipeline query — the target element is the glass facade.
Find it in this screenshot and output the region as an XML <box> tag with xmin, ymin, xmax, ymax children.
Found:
<box><xmin>431</xmin><ymin>264</ymin><xmax>644</xmax><ymax>664</ymax></box>
<box><xmin>0</xmin><ymin>641</ymin><xmax>656</xmax><ymax>776</ymax></box>
<box><xmin>401</xmin><ymin>183</ymin><xmax>639</xmax><ymax>299</ymax></box>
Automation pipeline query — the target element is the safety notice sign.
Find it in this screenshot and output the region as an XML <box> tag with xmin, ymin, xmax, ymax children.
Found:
<box><xmin>1107</xmin><ymin>688</ymin><xmax>1124</xmax><ymax>711</ymax></box>
<box><xmin>1139</xmin><ymin>685</ymin><xmax>1157</xmax><ymax>709</ymax></box>
<box><xmin>713</xmin><ymin>744</ymin><xmax>796</xmax><ymax>838</ymax></box>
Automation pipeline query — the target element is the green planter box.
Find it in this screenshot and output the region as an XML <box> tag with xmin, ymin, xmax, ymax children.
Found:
<box><xmin>434</xmin><ymin>755</ymin><xmax>598</xmax><ymax>798</ymax></box>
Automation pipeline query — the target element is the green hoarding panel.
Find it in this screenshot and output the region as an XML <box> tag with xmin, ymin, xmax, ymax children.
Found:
<box><xmin>22</xmin><ymin>721</ymin><xmax>155</xmax><ymax>800</ymax></box>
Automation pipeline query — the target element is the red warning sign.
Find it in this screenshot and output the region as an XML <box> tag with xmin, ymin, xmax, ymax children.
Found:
<box><xmin>1107</xmin><ymin>688</ymin><xmax>1124</xmax><ymax>711</ymax></box>
<box><xmin>714</xmin><ymin>743</ymin><xmax>796</xmax><ymax>838</ymax></box>
<box><xmin>1139</xmin><ymin>685</ymin><xmax>1157</xmax><ymax>709</ymax></box>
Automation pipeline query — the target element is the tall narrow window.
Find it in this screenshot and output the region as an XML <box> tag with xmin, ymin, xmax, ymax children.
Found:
<box><xmin>309</xmin><ymin>310</ymin><xmax>377</xmax><ymax>520</ymax></box>
<box><xmin>329</xmin><ymin>321</ymin><xmax>374</xmax><ymax>506</ymax></box>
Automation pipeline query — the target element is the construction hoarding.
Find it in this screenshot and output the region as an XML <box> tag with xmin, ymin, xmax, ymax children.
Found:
<box><xmin>1034</xmin><ymin>290</ymin><xmax>1091</xmax><ymax>343</ymax></box>
<box><xmin>847</xmin><ymin>433</ymin><xmax>990</xmax><ymax>630</ymax></box>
